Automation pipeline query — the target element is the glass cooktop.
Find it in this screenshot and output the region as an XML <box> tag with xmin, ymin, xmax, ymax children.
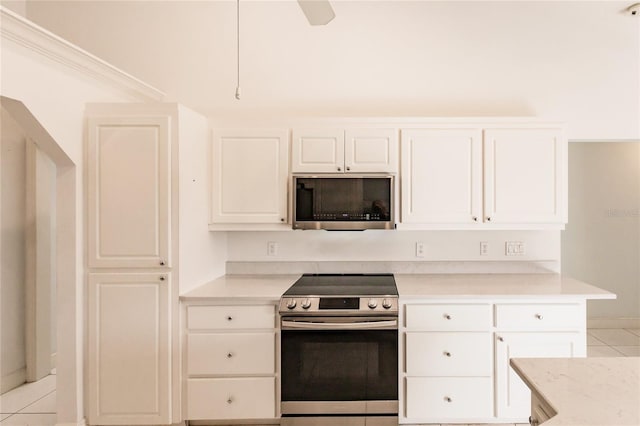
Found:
<box><xmin>282</xmin><ymin>273</ymin><xmax>398</xmax><ymax>297</ymax></box>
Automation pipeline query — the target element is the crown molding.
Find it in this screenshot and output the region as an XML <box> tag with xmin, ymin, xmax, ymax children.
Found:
<box><xmin>0</xmin><ymin>6</ymin><xmax>165</xmax><ymax>101</ymax></box>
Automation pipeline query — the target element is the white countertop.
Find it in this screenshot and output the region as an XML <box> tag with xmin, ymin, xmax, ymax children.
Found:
<box><xmin>180</xmin><ymin>274</ymin><xmax>299</xmax><ymax>302</ymax></box>
<box><xmin>395</xmin><ymin>274</ymin><xmax>615</xmax><ymax>300</ymax></box>
<box><xmin>510</xmin><ymin>357</ymin><xmax>640</xmax><ymax>426</ymax></box>
<box><xmin>180</xmin><ymin>273</ymin><xmax>615</xmax><ymax>302</ymax></box>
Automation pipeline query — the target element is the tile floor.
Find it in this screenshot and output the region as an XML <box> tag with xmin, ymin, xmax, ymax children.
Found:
<box><xmin>0</xmin><ymin>329</ymin><xmax>638</xmax><ymax>426</ymax></box>
<box><xmin>0</xmin><ymin>370</ymin><xmax>56</xmax><ymax>425</ymax></box>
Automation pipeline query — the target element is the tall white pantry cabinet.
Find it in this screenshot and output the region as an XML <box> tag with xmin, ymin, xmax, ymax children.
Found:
<box><xmin>85</xmin><ymin>103</ymin><xmax>208</xmax><ymax>425</ymax></box>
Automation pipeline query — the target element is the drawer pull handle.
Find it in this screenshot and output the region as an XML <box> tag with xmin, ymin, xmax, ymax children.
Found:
<box><xmin>227</xmin><ymin>352</ymin><xmax>234</xmax><ymax>358</ymax></box>
<box><xmin>444</xmin><ymin>396</ymin><xmax>452</xmax><ymax>403</ymax></box>
<box><xmin>536</xmin><ymin>314</ymin><xmax>544</xmax><ymax>320</ymax></box>
<box><xmin>444</xmin><ymin>351</ymin><xmax>452</xmax><ymax>357</ymax></box>
<box><xmin>444</xmin><ymin>314</ymin><xmax>452</xmax><ymax>320</ymax></box>
<box><xmin>227</xmin><ymin>316</ymin><xmax>233</xmax><ymax>321</ymax></box>
<box><xmin>227</xmin><ymin>397</ymin><xmax>233</xmax><ymax>404</ymax></box>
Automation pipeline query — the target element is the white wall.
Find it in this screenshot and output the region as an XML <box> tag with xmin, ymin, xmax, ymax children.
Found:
<box><xmin>562</xmin><ymin>142</ymin><xmax>640</xmax><ymax>320</ymax></box>
<box><xmin>25</xmin><ymin>1</ymin><xmax>640</xmax><ymax>141</ymax></box>
<box><xmin>1</xmin><ymin>8</ymin><xmax>154</xmax><ymax>424</ymax></box>
<box><xmin>1</xmin><ymin>107</ymin><xmax>27</xmax><ymax>393</ymax></box>
<box><xmin>178</xmin><ymin>104</ymin><xmax>227</xmax><ymax>293</ymax></box>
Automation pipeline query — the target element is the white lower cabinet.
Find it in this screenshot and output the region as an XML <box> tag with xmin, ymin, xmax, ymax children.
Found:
<box><xmin>183</xmin><ymin>303</ymin><xmax>278</xmax><ymax>422</ymax></box>
<box><xmin>400</xmin><ymin>300</ymin><xmax>586</xmax><ymax>424</ymax></box>
<box><xmin>406</xmin><ymin>377</ymin><xmax>492</xmax><ymax>419</ymax></box>
<box><xmin>495</xmin><ymin>331</ymin><xmax>583</xmax><ymax>419</ymax></box>
<box><xmin>187</xmin><ymin>377</ymin><xmax>276</xmax><ymax>420</ymax></box>
<box><xmin>88</xmin><ymin>273</ymin><xmax>171</xmax><ymax>425</ymax></box>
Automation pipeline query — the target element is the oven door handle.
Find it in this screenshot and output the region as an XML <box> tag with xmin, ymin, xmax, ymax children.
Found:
<box><xmin>281</xmin><ymin>319</ymin><xmax>398</xmax><ymax>330</ymax></box>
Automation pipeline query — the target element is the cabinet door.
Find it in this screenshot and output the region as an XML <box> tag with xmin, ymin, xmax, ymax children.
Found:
<box><xmin>495</xmin><ymin>331</ymin><xmax>582</xmax><ymax>420</ymax></box>
<box><xmin>484</xmin><ymin>128</ymin><xmax>566</xmax><ymax>224</ymax></box>
<box><xmin>88</xmin><ymin>273</ymin><xmax>171</xmax><ymax>425</ymax></box>
<box><xmin>344</xmin><ymin>128</ymin><xmax>398</xmax><ymax>173</ymax></box>
<box><xmin>291</xmin><ymin>129</ymin><xmax>344</xmax><ymax>173</ymax></box>
<box><xmin>87</xmin><ymin>116</ymin><xmax>171</xmax><ymax>268</ymax></box>
<box><xmin>211</xmin><ymin>129</ymin><xmax>288</xmax><ymax>223</ymax></box>
<box><xmin>401</xmin><ymin>128</ymin><xmax>482</xmax><ymax>223</ymax></box>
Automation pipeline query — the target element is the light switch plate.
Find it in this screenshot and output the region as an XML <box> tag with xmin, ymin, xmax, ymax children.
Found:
<box><xmin>415</xmin><ymin>242</ymin><xmax>425</xmax><ymax>258</ymax></box>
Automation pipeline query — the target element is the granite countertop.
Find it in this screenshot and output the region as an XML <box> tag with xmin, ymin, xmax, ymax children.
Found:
<box><xmin>395</xmin><ymin>274</ymin><xmax>616</xmax><ymax>300</ymax></box>
<box><xmin>180</xmin><ymin>273</ymin><xmax>615</xmax><ymax>302</ymax></box>
<box><xmin>180</xmin><ymin>274</ymin><xmax>299</xmax><ymax>302</ymax></box>
<box><xmin>510</xmin><ymin>357</ymin><xmax>640</xmax><ymax>425</ymax></box>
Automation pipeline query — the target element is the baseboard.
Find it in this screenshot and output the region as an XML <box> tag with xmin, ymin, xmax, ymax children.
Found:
<box><xmin>587</xmin><ymin>317</ymin><xmax>640</xmax><ymax>329</ymax></box>
<box><xmin>1</xmin><ymin>367</ymin><xmax>26</xmax><ymax>394</ymax></box>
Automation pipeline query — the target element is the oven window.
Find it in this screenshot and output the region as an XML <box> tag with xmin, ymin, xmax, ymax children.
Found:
<box><xmin>281</xmin><ymin>330</ymin><xmax>397</xmax><ymax>401</ymax></box>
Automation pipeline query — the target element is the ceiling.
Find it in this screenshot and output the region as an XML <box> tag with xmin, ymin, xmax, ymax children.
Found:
<box><xmin>23</xmin><ymin>1</ymin><xmax>640</xmax><ymax>137</ymax></box>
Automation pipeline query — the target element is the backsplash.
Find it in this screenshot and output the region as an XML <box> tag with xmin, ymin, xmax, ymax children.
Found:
<box><xmin>225</xmin><ymin>229</ymin><xmax>561</xmax><ymax>274</ymax></box>
<box><xmin>226</xmin><ymin>260</ymin><xmax>559</xmax><ymax>275</ymax></box>
<box><xmin>225</xmin><ymin>229</ymin><xmax>561</xmax><ymax>263</ymax></box>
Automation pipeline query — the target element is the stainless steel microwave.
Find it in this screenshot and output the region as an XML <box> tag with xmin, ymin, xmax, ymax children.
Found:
<box><xmin>292</xmin><ymin>174</ymin><xmax>395</xmax><ymax>230</ymax></box>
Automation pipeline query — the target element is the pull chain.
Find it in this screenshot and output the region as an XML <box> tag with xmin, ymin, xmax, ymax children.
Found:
<box><xmin>235</xmin><ymin>0</ymin><xmax>241</xmax><ymax>100</ymax></box>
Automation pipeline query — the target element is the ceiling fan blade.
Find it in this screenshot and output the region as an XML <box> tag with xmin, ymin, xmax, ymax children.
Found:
<box><xmin>297</xmin><ymin>0</ymin><xmax>335</xmax><ymax>26</ymax></box>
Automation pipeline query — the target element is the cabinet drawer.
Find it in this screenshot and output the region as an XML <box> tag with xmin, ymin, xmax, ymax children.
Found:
<box><xmin>405</xmin><ymin>304</ymin><xmax>492</xmax><ymax>331</ymax></box>
<box><xmin>495</xmin><ymin>303</ymin><xmax>583</xmax><ymax>329</ymax></box>
<box><xmin>405</xmin><ymin>377</ymin><xmax>492</xmax><ymax>419</ymax></box>
<box><xmin>187</xmin><ymin>333</ymin><xmax>275</xmax><ymax>375</ymax></box>
<box><xmin>187</xmin><ymin>377</ymin><xmax>275</xmax><ymax>420</ymax></box>
<box><xmin>405</xmin><ymin>332</ymin><xmax>491</xmax><ymax>376</ymax></box>
<box><xmin>187</xmin><ymin>305</ymin><xmax>275</xmax><ymax>330</ymax></box>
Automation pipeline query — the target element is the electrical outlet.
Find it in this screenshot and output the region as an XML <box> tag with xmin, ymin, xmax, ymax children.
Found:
<box><xmin>505</xmin><ymin>241</ymin><xmax>525</xmax><ymax>256</ymax></box>
<box><xmin>267</xmin><ymin>241</ymin><xmax>278</xmax><ymax>256</ymax></box>
<box><xmin>480</xmin><ymin>241</ymin><xmax>489</xmax><ymax>256</ymax></box>
<box><xmin>415</xmin><ymin>242</ymin><xmax>425</xmax><ymax>258</ymax></box>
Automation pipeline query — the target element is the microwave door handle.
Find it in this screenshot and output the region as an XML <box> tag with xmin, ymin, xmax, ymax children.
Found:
<box><xmin>281</xmin><ymin>319</ymin><xmax>397</xmax><ymax>330</ymax></box>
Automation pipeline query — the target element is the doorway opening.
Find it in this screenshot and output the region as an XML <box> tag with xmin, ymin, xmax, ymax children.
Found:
<box><xmin>1</xmin><ymin>96</ymin><xmax>76</xmax><ymax>425</ymax></box>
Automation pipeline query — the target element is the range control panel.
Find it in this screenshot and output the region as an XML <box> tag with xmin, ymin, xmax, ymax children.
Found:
<box><xmin>278</xmin><ymin>296</ymin><xmax>398</xmax><ymax>314</ymax></box>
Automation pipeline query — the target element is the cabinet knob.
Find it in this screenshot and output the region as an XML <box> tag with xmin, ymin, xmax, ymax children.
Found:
<box><xmin>227</xmin><ymin>316</ymin><xmax>233</xmax><ymax>321</ymax></box>
<box><xmin>346</xmin><ymin>166</ymin><xmax>351</xmax><ymax>171</ymax></box>
<box><xmin>536</xmin><ymin>314</ymin><xmax>544</xmax><ymax>320</ymax></box>
<box><xmin>227</xmin><ymin>397</ymin><xmax>233</xmax><ymax>404</ymax></box>
<box><xmin>498</xmin><ymin>336</ymin><xmax>504</xmax><ymax>342</ymax></box>
<box><xmin>280</xmin><ymin>218</ymin><xmax>285</xmax><ymax>222</ymax></box>
<box><xmin>472</xmin><ymin>216</ymin><xmax>478</xmax><ymax>222</ymax></box>
<box><xmin>444</xmin><ymin>396</ymin><xmax>452</xmax><ymax>403</ymax></box>
<box><xmin>227</xmin><ymin>352</ymin><xmax>234</xmax><ymax>358</ymax></box>
<box><xmin>444</xmin><ymin>351</ymin><xmax>452</xmax><ymax>357</ymax></box>
<box><xmin>486</xmin><ymin>216</ymin><xmax>492</xmax><ymax>222</ymax></box>
<box><xmin>159</xmin><ymin>276</ymin><xmax>166</xmax><ymax>281</ymax></box>
<box><xmin>160</xmin><ymin>260</ymin><xmax>165</xmax><ymax>266</ymax></box>
<box><xmin>337</xmin><ymin>166</ymin><xmax>342</xmax><ymax>171</ymax></box>
<box><xmin>444</xmin><ymin>314</ymin><xmax>452</xmax><ymax>320</ymax></box>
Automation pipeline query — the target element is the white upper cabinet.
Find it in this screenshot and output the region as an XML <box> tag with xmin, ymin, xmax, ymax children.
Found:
<box><xmin>401</xmin><ymin>128</ymin><xmax>482</xmax><ymax>224</ymax></box>
<box><xmin>400</xmin><ymin>124</ymin><xmax>567</xmax><ymax>228</ymax></box>
<box><xmin>484</xmin><ymin>128</ymin><xmax>566</xmax><ymax>224</ymax></box>
<box><xmin>292</xmin><ymin>128</ymin><xmax>398</xmax><ymax>173</ymax></box>
<box><xmin>344</xmin><ymin>128</ymin><xmax>398</xmax><ymax>173</ymax></box>
<box><xmin>291</xmin><ymin>129</ymin><xmax>344</xmax><ymax>173</ymax></box>
<box><xmin>87</xmin><ymin>116</ymin><xmax>171</xmax><ymax>268</ymax></box>
<box><xmin>211</xmin><ymin>129</ymin><xmax>288</xmax><ymax>224</ymax></box>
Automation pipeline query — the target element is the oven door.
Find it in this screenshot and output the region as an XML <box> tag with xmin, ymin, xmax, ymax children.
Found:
<box><xmin>281</xmin><ymin>316</ymin><xmax>398</xmax><ymax>416</ymax></box>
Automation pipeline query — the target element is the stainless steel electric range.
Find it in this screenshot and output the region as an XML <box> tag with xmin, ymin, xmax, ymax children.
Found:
<box><xmin>279</xmin><ymin>273</ymin><xmax>399</xmax><ymax>426</ymax></box>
